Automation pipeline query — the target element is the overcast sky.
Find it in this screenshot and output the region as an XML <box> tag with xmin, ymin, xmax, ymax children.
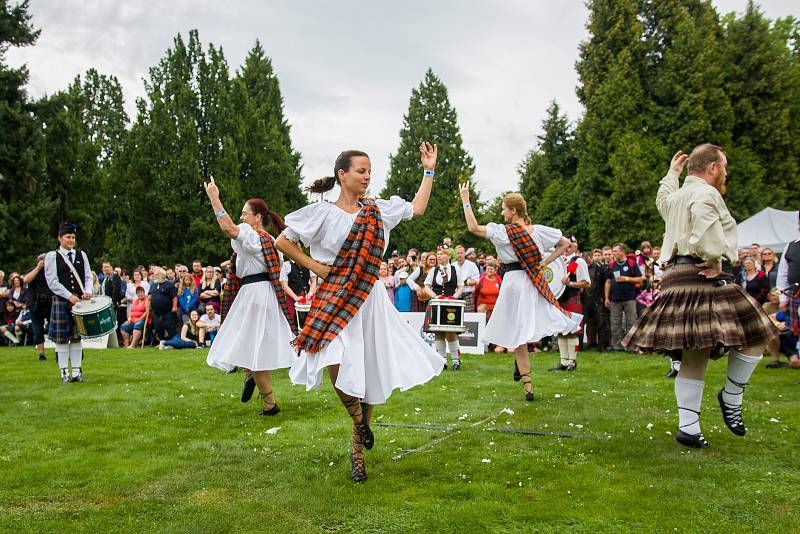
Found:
<box><xmin>7</xmin><ymin>0</ymin><xmax>798</xmax><ymax>203</ymax></box>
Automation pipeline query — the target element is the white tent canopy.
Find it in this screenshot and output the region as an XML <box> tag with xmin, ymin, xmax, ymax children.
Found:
<box><xmin>737</xmin><ymin>207</ymin><xmax>799</xmax><ymax>251</ymax></box>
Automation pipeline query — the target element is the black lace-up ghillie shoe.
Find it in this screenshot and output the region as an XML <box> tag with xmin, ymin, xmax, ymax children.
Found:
<box><xmin>717</xmin><ymin>388</ymin><xmax>746</xmax><ymax>436</ymax></box>
<box><xmin>350</xmin><ymin>452</ymin><xmax>367</xmax><ymax>482</ymax></box>
<box><xmin>676</xmin><ymin>429</ymin><xmax>710</xmax><ymax>449</ymax></box>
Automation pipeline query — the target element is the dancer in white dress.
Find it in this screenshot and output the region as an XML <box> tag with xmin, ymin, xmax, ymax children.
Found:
<box><xmin>204</xmin><ymin>178</ymin><xmax>296</xmax><ymax>416</ymax></box>
<box><xmin>275</xmin><ymin>142</ymin><xmax>444</xmax><ymax>482</ymax></box>
<box><xmin>459</xmin><ymin>185</ymin><xmax>582</xmax><ymax>401</ymax></box>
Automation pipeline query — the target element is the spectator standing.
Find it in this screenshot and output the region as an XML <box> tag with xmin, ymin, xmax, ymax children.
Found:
<box><xmin>454</xmin><ymin>244</ymin><xmax>480</xmax><ymax>313</ymax></box>
<box><xmin>191</xmin><ymin>260</ymin><xmax>204</xmax><ymax>289</ymax></box>
<box><xmin>177</xmin><ymin>274</ymin><xmax>199</xmax><ymax>325</ymax></box>
<box><xmin>379</xmin><ymin>262</ymin><xmax>396</xmax><ymax>305</ymax></box>
<box><xmin>736</xmin><ymin>256</ymin><xmax>769</xmax><ymax>304</ymax></box>
<box><xmin>23</xmin><ymin>254</ymin><xmax>51</xmax><ymax>361</ymax></box>
<box><xmin>394</xmin><ymin>271</ymin><xmax>413</xmax><ymax>312</ymax></box>
<box><xmin>7</xmin><ymin>274</ymin><xmax>25</xmax><ymax>311</ymax></box>
<box><xmin>760</xmin><ymin>248</ymin><xmax>778</xmax><ymax>289</ymax></box>
<box><xmin>100</xmin><ymin>261</ymin><xmax>127</xmax><ymax>331</ymax></box>
<box><xmin>585</xmin><ymin>249</ymin><xmax>610</xmax><ymax>350</ymax></box>
<box><xmin>407</xmin><ymin>252</ymin><xmax>437</xmax><ymax>312</ymax></box>
<box><xmin>198</xmin><ymin>266</ymin><xmax>222</xmax><ymax>313</ymax></box>
<box><xmin>605</xmin><ymin>243</ymin><xmax>643</xmax><ymax>351</ymax></box>
<box><xmin>474</xmin><ymin>259</ymin><xmax>502</xmax><ymax>319</ymax></box>
<box><xmin>148</xmin><ymin>267</ymin><xmax>178</xmax><ymax>343</ymax></box>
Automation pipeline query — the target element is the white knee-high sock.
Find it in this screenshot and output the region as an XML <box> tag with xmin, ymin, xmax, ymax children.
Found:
<box><xmin>449</xmin><ymin>338</ymin><xmax>461</xmax><ymax>363</ymax></box>
<box><xmin>671</xmin><ymin>359</ymin><xmax>681</xmax><ymax>371</ymax></box>
<box><xmin>722</xmin><ymin>351</ymin><xmax>762</xmax><ymax>406</ymax></box>
<box><xmin>69</xmin><ymin>342</ymin><xmax>84</xmax><ymax>376</ymax></box>
<box><xmin>435</xmin><ymin>338</ymin><xmax>447</xmax><ymax>360</ymax></box>
<box><xmin>567</xmin><ymin>335</ymin><xmax>579</xmax><ymax>364</ymax></box>
<box><xmin>56</xmin><ymin>343</ymin><xmax>70</xmax><ymax>373</ymax></box>
<box><xmin>675</xmin><ymin>377</ymin><xmax>704</xmax><ymax>435</ymax></box>
<box><xmin>557</xmin><ymin>336</ymin><xmax>569</xmax><ymax>365</ymax></box>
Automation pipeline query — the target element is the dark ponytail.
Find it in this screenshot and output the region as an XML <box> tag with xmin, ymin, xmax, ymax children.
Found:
<box><xmin>306</xmin><ymin>149</ymin><xmax>370</xmax><ymax>194</ymax></box>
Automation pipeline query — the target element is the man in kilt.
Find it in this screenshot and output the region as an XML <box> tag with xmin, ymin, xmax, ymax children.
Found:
<box><xmin>44</xmin><ymin>223</ymin><xmax>93</xmax><ymax>383</ymax></box>
<box><xmin>550</xmin><ymin>237</ymin><xmax>590</xmax><ymax>371</ymax></box>
<box><xmin>623</xmin><ymin>145</ymin><xmax>778</xmax><ymax>449</ymax></box>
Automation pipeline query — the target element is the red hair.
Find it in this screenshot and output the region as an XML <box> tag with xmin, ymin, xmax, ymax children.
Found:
<box><xmin>246</xmin><ymin>198</ymin><xmax>286</xmax><ymax>233</ymax></box>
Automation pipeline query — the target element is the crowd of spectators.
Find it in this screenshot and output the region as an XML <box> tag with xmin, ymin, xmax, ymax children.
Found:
<box><xmin>0</xmin><ymin>239</ymin><xmax>795</xmax><ymax>370</ymax></box>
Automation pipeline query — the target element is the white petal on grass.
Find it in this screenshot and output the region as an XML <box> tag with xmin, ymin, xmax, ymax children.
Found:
<box><xmin>265</xmin><ymin>427</ymin><xmax>281</xmax><ymax>435</ymax></box>
<box><xmin>482</xmin><ymin>458</ymin><xmax>492</xmax><ymax>463</ymax></box>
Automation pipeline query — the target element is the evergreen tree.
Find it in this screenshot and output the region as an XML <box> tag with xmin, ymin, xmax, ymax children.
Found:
<box><xmin>722</xmin><ymin>2</ymin><xmax>799</xmax><ymax>215</ymax></box>
<box><xmin>518</xmin><ymin>100</ymin><xmax>578</xmax><ymax>231</ymax></box>
<box><xmin>0</xmin><ymin>0</ymin><xmax>52</xmax><ymax>270</ymax></box>
<box><xmin>572</xmin><ymin>0</ymin><xmax>668</xmax><ymax>247</ymax></box>
<box><xmin>381</xmin><ymin>69</ymin><xmax>478</xmax><ymax>252</ymax></box>
<box><xmin>232</xmin><ymin>41</ymin><xmax>305</xmax><ymax>214</ymax></box>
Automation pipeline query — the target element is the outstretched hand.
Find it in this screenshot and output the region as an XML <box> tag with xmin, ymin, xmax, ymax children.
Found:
<box><xmin>204</xmin><ymin>176</ymin><xmax>219</xmax><ymax>199</ymax></box>
<box><xmin>420</xmin><ymin>141</ymin><xmax>437</xmax><ymax>170</ymax></box>
<box><xmin>459</xmin><ymin>182</ymin><xmax>471</xmax><ymax>203</ymax></box>
<box><xmin>670</xmin><ymin>150</ymin><xmax>689</xmax><ymax>174</ymax></box>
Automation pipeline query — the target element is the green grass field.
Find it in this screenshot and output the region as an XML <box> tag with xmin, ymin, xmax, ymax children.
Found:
<box><xmin>1</xmin><ymin>346</ymin><xmax>798</xmax><ymax>533</ymax></box>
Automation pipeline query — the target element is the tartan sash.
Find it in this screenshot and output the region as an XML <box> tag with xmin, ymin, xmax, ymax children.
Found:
<box><xmin>505</xmin><ymin>223</ymin><xmax>572</xmax><ymax>318</ymax></box>
<box><xmin>292</xmin><ymin>198</ymin><xmax>385</xmax><ymax>354</ymax></box>
<box><xmin>220</xmin><ymin>229</ymin><xmax>296</xmax><ymax>332</ymax></box>
<box><xmin>789</xmin><ymin>296</ymin><xmax>799</xmax><ymax>337</ymax></box>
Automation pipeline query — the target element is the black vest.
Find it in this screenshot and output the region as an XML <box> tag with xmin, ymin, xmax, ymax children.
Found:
<box><xmin>785</xmin><ymin>240</ymin><xmax>800</xmax><ymax>286</ymax></box>
<box><xmin>431</xmin><ymin>265</ymin><xmax>458</xmax><ymax>297</ymax></box>
<box><xmin>55</xmin><ymin>249</ymin><xmax>88</xmax><ymax>295</ymax></box>
<box><xmin>286</xmin><ymin>262</ymin><xmax>311</xmax><ymax>296</ymax></box>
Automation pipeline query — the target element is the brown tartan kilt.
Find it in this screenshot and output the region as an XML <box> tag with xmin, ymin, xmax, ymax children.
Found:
<box><xmin>622</xmin><ymin>263</ymin><xmax>779</xmax><ymax>352</ymax></box>
<box><xmin>558</xmin><ymin>292</ymin><xmax>584</xmax><ymax>337</ymax></box>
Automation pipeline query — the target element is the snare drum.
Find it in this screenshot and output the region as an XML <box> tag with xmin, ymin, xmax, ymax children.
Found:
<box><xmin>542</xmin><ymin>256</ymin><xmax>567</xmax><ymax>299</ymax></box>
<box><xmin>424</xmin><ymin>298</ymin><xmax>466</xmax><ymax>333</ymax></box>
<box><xmin>71</xmin><ymin>295</ymin><xmax>117</xmax><ymax>339</ymax></box>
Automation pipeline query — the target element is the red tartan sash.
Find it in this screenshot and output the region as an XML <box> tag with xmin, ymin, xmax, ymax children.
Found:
<box><xmin>220</xmin><ymin>229</ymin><xmax>296</xmax><ymax>332</ymax></box>
<box><xmin>505</xmin><ymin>223</ymin><xmax>572</xmax><ymax>318</ymax></box>
<box><xmin>292</xmin><ymin>198</ymin><xmax>385</xmax><ymax>354</ymax></box>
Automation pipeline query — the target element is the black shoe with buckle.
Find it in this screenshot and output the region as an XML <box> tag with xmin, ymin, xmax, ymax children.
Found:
<box><xmin>548</xmin><ymin>363</ymin><xmax>571</xmax><ymax>372</ymax></box>
<box><xmin>452</xmin><ymin>361</ymin><xmax>461</xmax><ymax>371</ymax></box>
<box><xmin>676</xmin><ymin>429</ymin><xmax>709</xmax><ymax>449</ymax></box>
<box><xmin>241</xmin><ymin>375</ymin><xmax>256</xmax><ymax>403</ymax></box>
<box><xmin>717</xmin><ymin>388</ymin><xmax>746</xmax><ymax>436</ymax></box>
<box><xmin>665</xmin><ymin>368</ymin><xmax>679</xmax><ymax>378</ymax></box>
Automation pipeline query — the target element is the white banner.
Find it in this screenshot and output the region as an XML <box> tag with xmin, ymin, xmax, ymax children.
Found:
<box><xmin>44</xmin><ymin>332</ymin><xmax>118</xmax><ymax>350</ymax></box>
<box><xmin>399</xmin><ymin>312</ymin><xmax>487</xmax><ymax>354</ymax></box>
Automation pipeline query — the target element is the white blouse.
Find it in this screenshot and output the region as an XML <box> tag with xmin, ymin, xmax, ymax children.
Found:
<box><xmin>282</xmin><ymin>197</ymin><xmax>414</xmax><ymax>265</ymax></box>
<box><xmin>485</xmin><ymin>223</ymin><xmax>563</xmax><ymax>264</ymax></box>
<box><xmin>232</xmin><ymin>223</ymin><xmax>268</xmax><ymax>278</ymax></box>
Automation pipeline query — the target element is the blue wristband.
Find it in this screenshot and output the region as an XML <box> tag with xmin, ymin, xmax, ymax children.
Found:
<box><xmin>424</xmin><ymin>169</ymin><xmax>435</xmax><ymax>177</ymax></box>
<box><xmin>215</xmin><ymin>209</ymin><xmax>227</xmax><ymax>219</ymax></box>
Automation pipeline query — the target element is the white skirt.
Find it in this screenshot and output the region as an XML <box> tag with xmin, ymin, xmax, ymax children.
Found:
<box><xmin>484</xmin><ymin>270</ymin><xmax>583</xmax><ymax>348</ymax></box>
<box><xmin>206</xmin><ymin>281</ymin><xmax>296</xmax><ymax>373</ymax></box>
<box><xmin>289</xmin><ymin>280</ymin><xmax>445</xmax><ymax>404</ymax></box>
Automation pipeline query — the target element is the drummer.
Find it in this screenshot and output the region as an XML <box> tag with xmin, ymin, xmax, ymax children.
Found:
<box><xmin>458</xmin><ymin>186</ymin><xmax>581</xmax><ymax>401</ymax></box>
<box><xmin>44</xmin><ymin>222</ymin><xmax>93</xmax><ymax>383</ymax></box>
<box><xmin>423</xmin><ymin>246</ymin><xmax>465</xmax><ymax>370</ymax></box>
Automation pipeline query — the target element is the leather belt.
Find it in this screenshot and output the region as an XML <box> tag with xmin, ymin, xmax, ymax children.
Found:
<box><xmin>670</xmin><ymin>255</ymin><xmax>703</xmax><ymax>265</ymax></box>
<box><xmin>503</xmin><ymin>262</ymin><xmax>523</xmax><ymax>271</ymax></box>
<box><xmin>240</xmin><ymin>272</ymin><xmax>269</xmax><ymax>286</ymax></box>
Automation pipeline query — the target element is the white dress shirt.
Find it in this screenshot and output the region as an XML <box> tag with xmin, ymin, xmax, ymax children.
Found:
<box><xmin>44</xmin><ymin>247</ymin><xmax>92</xmax><ymax>300</ymax></box>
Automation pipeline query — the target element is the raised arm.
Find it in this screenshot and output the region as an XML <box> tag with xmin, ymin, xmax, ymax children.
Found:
<box><xmin>541</xmin><ymin>236</ymin><xmax>571</xmax><ymax>267</ymax></box>
<box><xmin>204</xmin><ymin>176</ymin><xmax>239</xmax><ymax>240</ymax></box>
<box><xmin>411</xmin><ymin>142</ymin><xmax>437</xmax><ymax>218</ymax></box>
<box><xmin>459</xmin><ymin>183</ymin><xmax>487</xmax><ymax>238</ymax></box>
<box><xmin>656</xmin><ymin>151</ymin><xmax>688</xmax><ymax>220</ymax></box>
